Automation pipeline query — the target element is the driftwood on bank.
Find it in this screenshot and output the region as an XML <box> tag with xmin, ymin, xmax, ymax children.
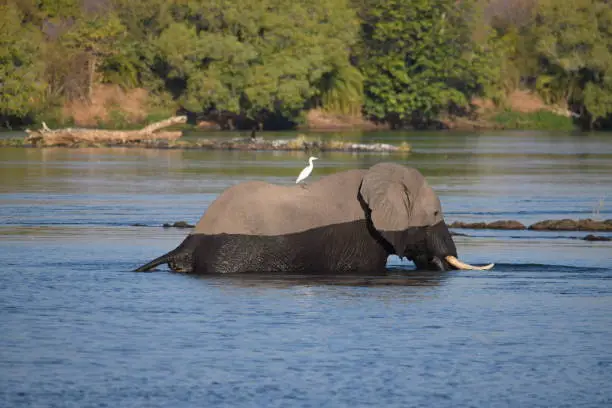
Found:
<box><xmin>24</xmin><ymin>116</ymin><xmax>188</xmax><ymax>146</ymax></box>
<box><xmin>183</xmin><ymin>136</ymin><xmax>411</xmax><ymax>153</ymax></box>
<box><xmin>18</xmin><ymin>117</ymin><xmax>410</xmax><ymax>153</ymax></box>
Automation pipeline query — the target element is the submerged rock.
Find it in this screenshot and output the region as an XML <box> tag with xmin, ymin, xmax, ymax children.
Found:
<box><xmin>486</xmin><ymin>220</ymin><xmax>526</xmax><ymax>230</ymax></box>
<box><xmin>528</xmin><ymin>218</ymin><xmax>612</xmax><ymax>231</ymax></box>
<box><xmin>448</xmin><ymin>222</ymin><xmax>487</xmax><ymax>229</ymax></box>
<box><xmin>582</xmin><ymin>234</ymin><xmax>611</xmax><ymax>242</ymax></box>
<box><xmin>163</xmin><ymin>221</ymin><xmax>195</xmax><ymax>229</ymax></box>
<box><xmin>449</xmin><ymin>218</ymin><xmax>612</xmax><ymax>231</ymax></box>
<box><xmin>448</xmin><ymin>220</ymin><xmax>526</xmax><ymax>230</ymax></box>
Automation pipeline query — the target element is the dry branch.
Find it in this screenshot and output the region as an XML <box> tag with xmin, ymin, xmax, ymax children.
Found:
<box><xmin>24</xmin><ymin>116</ymin><xmax>187</xmax><ymax>146</ymax></box>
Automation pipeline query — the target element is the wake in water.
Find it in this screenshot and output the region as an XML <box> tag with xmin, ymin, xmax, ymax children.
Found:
<box><xmin>479</xmin><ymin>263</ymin><xmax>608</xmax><ymax>272</ymax></box>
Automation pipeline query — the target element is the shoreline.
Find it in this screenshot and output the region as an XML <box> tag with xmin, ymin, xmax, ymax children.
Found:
<box><xmin>153</xmin><ymin>218</ymin><xmax>612</xmax><ymax>235</ymax></box>
<box><xmin>0</xmin><ymin>102</ymin><xmax>578</xmax><ymax>136</ymax></box>
<box><xmin>0</xmin><ymin>118</ymin><xmax>410</xmax><ymax>152</ymax></box>
<box><xmin>0</xmin><ymin>136</ymin><xmax>412</xmax><ymax>153</ymax></box>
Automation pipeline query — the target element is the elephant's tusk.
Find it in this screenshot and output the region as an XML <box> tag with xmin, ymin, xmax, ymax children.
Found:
<box><xmin>445</xmin><ymin>256</ymin><xmax>495</xmax><ymax>271</ymax></box>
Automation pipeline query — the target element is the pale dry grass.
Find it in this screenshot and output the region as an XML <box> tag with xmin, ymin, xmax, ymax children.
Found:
<box><xmin>472</xmin><ymin>90</ymin><xmax>547</xmax><ymax>114</ymax></box>
<box><xmin>473</xmin><ymin>90</ymin><xmax>574</xmax><ymax>118</ymax></box>
<box><xmin>506</xmin><ymin>90</ymin><xmax>549</xmax><ymax>113</ymax></box>
<box><xmin>62</xmin><ymin>85</ymin><xmax>149</xmax><ymax>126</ymax></box>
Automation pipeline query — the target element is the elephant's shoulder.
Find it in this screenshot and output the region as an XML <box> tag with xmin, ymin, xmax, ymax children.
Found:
<box><xmin>319</xmin><ymin>169</ymin><xmax>366</xmax><ymax>184</ymax></box>
<box><xmin>193</xmin><ymin>181</ymin><xmax>286</xmax><ymax>234</ymax></box>
<box><xmin>223</xmin><ymin>181</ymin><xmax>271</xmax><ymax>194</ymax></box>
<box><xmin>193</xmin><ymin>169</ymin><xmax>368</xmax><ymax>236</ymax></box>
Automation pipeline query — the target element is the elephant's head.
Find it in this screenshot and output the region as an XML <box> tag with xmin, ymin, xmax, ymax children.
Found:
<box><xmin>359</xmin><ymin>163</ymin><xmax>493</xmax><ymax>271</ymax></box>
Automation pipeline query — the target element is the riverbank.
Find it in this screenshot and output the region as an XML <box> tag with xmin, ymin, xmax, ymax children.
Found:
<box><xmin>3</xmin><ymin>86</ymin><xmax>579</xmax><ymax>133</ymax></box>
<box><xmin>0</xmin><ymin>122</ymin><xmax>411</xmax><ymax>153</ymax></box>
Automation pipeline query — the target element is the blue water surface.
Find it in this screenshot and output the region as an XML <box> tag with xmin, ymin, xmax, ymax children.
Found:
<box><xmin>1</xmin><ymin>131</ymin><xmax>611</xmax><ymax>407</ymax></box>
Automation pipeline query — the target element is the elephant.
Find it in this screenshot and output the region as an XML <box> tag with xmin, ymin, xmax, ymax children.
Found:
<box><xmin>135</xmin><ymin>162</ymin><xmax>494</xmax><ymax>274</ymax></box>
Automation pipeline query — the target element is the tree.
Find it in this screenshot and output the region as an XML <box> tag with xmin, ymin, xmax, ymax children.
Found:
<box><xmin>0</xmin><ymin>3</ymin><xmax>46</xmax><ymax>125</ymax></box>
<box><xmin>153</xmin><ymin>0</ymin><xmax>359</xmax><ymax>125</ymax></box>
<box><xmin>109</xmin><ymin>0</ymin><xmax>175</xmax><ymax>91</ymax></box>
<box><xmin>60</xmin><ymin>11</ymin><xmax>127</xmax><ymax>101</ymax></box>
<box><xmin>356</xmin><ymin>0</ymin><xmax>504</xmax><ymax>127</ymax></box>
<box><xmin>533</xmin><ymin>0</ymin><xmax>612</xmax><ymax>128</ymax></box>
<box><xmin>316</xmin><ymin>64</ymin><xmax>364</xmax><ymax>116</ymax></box>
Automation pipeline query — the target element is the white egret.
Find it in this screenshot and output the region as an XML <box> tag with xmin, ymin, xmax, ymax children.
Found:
<box><xmin>296</xmin><ymin>156</ymin><xmax>318</xmax><ymax>185</ymax></box>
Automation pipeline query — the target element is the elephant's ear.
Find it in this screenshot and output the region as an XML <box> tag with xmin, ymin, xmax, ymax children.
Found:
<box><xmin>359</xmin><ymin>163</ymin><xmax>417</xmax><ymax>253</ymax></box>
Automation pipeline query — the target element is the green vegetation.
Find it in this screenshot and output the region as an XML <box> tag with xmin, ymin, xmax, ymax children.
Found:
<box><xmin>492</xmin><ymin>110</ymin><xmax>574</xmax><ymax>131</ymax></box>
<box><xmin>489</xmin><ymin>0</ymin><xmax>612</xmax><ymax>130</ymax></box>
<box><xmin>356</xmin><ymin>0</ymin><xmax>505</xmax><ymax>128</ymax></box>
<box><xmin>0</xmin><ymin>0</ymin><xmax>611</xmax><ymax>131</ymax></box>
<box><xmin>0</xmin><ymin>3</ymin><xmax>46</xmax><ymax>122</ymax></box>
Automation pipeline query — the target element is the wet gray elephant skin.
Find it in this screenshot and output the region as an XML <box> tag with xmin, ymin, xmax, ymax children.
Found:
<box><xmin>135</xmin><ymin>162</ymin><xmax>488</xmax><ymax>274</ymax></box>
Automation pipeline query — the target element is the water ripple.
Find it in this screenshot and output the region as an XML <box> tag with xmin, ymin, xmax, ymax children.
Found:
<box><xmin>1</xmin><ymin>135</ymin><xmax>612</xmax><ymax>407</ymax></box>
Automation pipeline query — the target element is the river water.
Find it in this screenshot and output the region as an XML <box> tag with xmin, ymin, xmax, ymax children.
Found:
<box><xmin>1</xmin><ymin>130</ymin><xmax>611</xmax><ymax>407</ymax></box>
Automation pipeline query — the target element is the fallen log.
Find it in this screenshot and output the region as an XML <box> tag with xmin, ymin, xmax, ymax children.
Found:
<box><xmin>583</xmin><ymin>234</ymin><xmax>611</xmax><ymax>241</ymax></box>
<box><xmin>17</xmin><ymin>123</ymin><xmax>411</xmax><ymax>153</ymax></box>
<box><xmin>24</xmin><ymin>116</ymin><xmax>187</xmax><ymax>146</ymax></box>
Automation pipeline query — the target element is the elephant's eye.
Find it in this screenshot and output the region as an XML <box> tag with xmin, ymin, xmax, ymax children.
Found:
<box><xmin>434</xmin><ymin>210</ymin><xmax>439</xmax><ymax>216</ymax></box>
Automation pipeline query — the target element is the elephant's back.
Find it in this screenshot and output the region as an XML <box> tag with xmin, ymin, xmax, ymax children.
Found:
<box><xmin>194</xmin><ymin>169</ymin><xmax>368</xmax><ymax>236</ymax></box>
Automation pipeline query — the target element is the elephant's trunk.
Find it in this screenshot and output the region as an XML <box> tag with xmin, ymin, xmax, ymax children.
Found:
<box><xmin>426</xmin><ymin>221</ymin><xmax>457</xmax><ymax>260</ymax></box>
<box><xmin>410</xmin><ymin>221</ymin><xmax>494</xmax><ymax>271</ymax></box>
<box><xmin>426</xmin><ymin>222</ymin><xmax>494</xmax><ymax>271</ymax></box>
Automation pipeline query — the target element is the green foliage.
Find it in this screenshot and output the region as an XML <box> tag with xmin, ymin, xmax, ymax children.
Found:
<box><xmin>102</xmin><ymin>109</ymin><xmax>133</xmax><ymax>129</ymax></box>
<box><xmin>534</xmin><ymin>73</ymin><xmax>577</xmax><ymax>106</ymax></box>
<box><xmin>317</xmin><ymin>64</ymin><xmax>364</xmax><ymax>116</ymax></box>
<box><xmin>488</xmin><ymin>0</ymin><xmax>540</xmax><ymax>85</ymax></box>
<box><xmin>109</xmin><ymin>0</ymin><xmax>174</xmax><ymax>92</ymax></box>
<box><xmin>99</xmin><ymin>52</ymin><xmax>140</xmax><ymax>89</ymax></box>
<box><xmin>10</xmin><ymin>0</ymin><xmax>82</xmax><ymax>25</ymax></box>
<box><xmin>0</xmin><ymin>3</ymin><xmax>46</xmax><ymax>122</ymax></box>
<box><xmin>492</xmin><ymin>110</ymin><xmax>575</xmax><ymax>130</ymax></box>
<box><xmin>151</xmin><ymin>0</ymin><xmax>359</xmax><ymax>122</ymax></box>
<box><xmin>2</xmin><ymin>0</ymin><xmax>612</xmax><ymax>130</ymax></box>
<box><xmin>583</xmin><ymin>79</ymin><xmax>612</xmax><ymax>127</ymax></box>
<box><xmin>35</xmin><ymin>106</ymin><xmax>74</xmax><ymax>128</ymax></box>
<box><xmin>39</xmin><ymin>0</ymin><xmax>81</xmax><ymax>20</ymax></box>
<box><xmin>532</xmin><ymin>0</ymin><xmax>612</xmax><ymax>127</ymax></box>
<box><xmin>357</xmin><ymin>0</ymin><xmax>505</xmax><ymax>126</ymax></box>
<box><xmin>61</xmin><ymin>13</ymin><xmax>126</xmax><ymax>54</ymax></box>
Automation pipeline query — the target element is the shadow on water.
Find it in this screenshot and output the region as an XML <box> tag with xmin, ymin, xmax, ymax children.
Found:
<box><xmin>132</xmin><ymin>262</ymin><xmax>612</xmax><ymax>294</ymax></box>
<box><xmin>182</xmin><ymin>268</ymin><xmax>450</xmax><ymax>289</ymax></box>
<box><xmin>123</xmin><ymin>262</ymin><xmax>608</xmax><ymax>288</ymax></box>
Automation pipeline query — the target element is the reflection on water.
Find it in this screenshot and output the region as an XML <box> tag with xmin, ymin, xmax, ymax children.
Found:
<box><xmin>189</xmin><ymin>269</ymin><xmax>448</xmax><ymax>289</ymax></box>
<box><xmin>1</xmin><ymin>130</ymin><xmax>612</xmax><ymax>407</ymax></box>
